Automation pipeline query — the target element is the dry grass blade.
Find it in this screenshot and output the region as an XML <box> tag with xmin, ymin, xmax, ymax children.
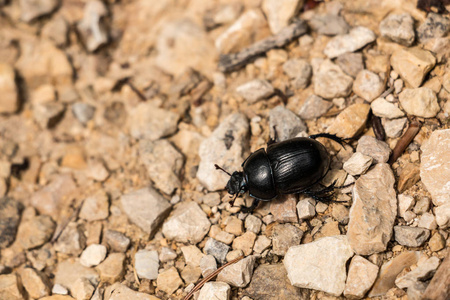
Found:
<box><xmin>183</xmin><ymin>255</ymin><xmax>244</xmax><ymax>300</ymax></box>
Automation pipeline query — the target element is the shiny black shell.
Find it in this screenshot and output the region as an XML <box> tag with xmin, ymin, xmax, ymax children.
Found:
<box><xmin>243</xmin><ymin>137</ymin><xmax>331</xmax><ymax>200</ymax></box>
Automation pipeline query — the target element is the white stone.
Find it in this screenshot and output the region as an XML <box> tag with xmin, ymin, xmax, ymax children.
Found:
<box><xmin>314</xmin><ymin>60</ymin><xmax>353</xmax><ymax>99</ymax></box>
<box><xmin>217</xmin><ymin>256</ymin><xmax>256</xmax><ymax>287</ymax></box>
<box><xmin>198</xmin><ymin>282</ymin><xmax>230</xmax><ymax>300</ymax></box>
<box><xmin>379</xmin><ymin>13</ymin><xmax>415</xmax><ymax>46</ymax></box>
<box><xmin>135</xmin><ymin>250</ymin><xmax>159</xmax><ymax>280</ymax></box>
<box><xmin>353</xmin><ymin>70</ymin><xmax>384</xmax><ymax>102</ymax></box>
<box><xmin>80</xmin><ymin>244</ymin><xmax>107</xmax><ymax>267</ymax></box>
<box><xmin>371</xmin><ymin>98</ymin><xmax>405</xmax><ymax>119</ymax></box>
<box><xmin>356</xmin><ymin>136</ymin><xmax>391</xmax><ymax>164</ymax></box>
<box><xmin>399</xmin><ymin>88</ymin><xmax>440</xmax><ymax>118</ymax></box>
<box><xmin>236</xmin><ymin>79</ymin><xmax>274</xmax><ymax>103</ymax></box>
<box><xmin>52</xmin><ymin>284</ymin><xmax>69</xmax><ymax>295</ymax></box>
<box><xmin>296</xmin><ymin>198</ymin><xmax>316</xmax><ymax>220</ymax></box>
<box><xmin>181</xmin><ymin>245</ymin><xmax>204</xmax><ymax>267</ymax></box>
<box><xmin>262</xmin><ymin>0</ymin><xmax>304</xmax><ymax>34</ymax></box>
<box><xmin>324</xmin><ymin>26</ymin><xmax>376</xmax><ymax>58</ymax></box>
<box><xmin>344</xmin><ymin>255</ymin><xmax>379</xmax><ymax>299</ymax></box>
<box><xmin>398</xmin><ymin>194</ymin><xmax>415</xmax><ymax>220</ymax></box>
<box><xmin>284</xmin><ymin>235</ymin><xmax>353</xmax><ymax>296</ymax></box>
<box><xmin>162</xmin><ymin>201</ymin><xmax>211</xmax><ymax>244</ymax></box>
<box><xmin>435</xmin><ymin>203</ymin><xmax>450</xmax><ymax>228</ymax></box>
<box><xmin>343</xmin><ymin>152</ymin><xmax>373</xmax><ymax>176</ymax></box>
<box><xmin>417</xmin><ymin>212</ymin><xmax>437</xmax><ymax>230</ymax></box>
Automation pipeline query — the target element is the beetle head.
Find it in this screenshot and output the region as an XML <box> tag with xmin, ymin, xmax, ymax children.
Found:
<box><xmin>226</xmin><ymin>171</ymin><xmax>247</xmax><ymax>195</ymax></box>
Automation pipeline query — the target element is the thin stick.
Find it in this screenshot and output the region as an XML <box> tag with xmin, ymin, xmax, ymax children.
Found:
<box><xmin>388</xmin><ymin>119</ymin><xmax>422</xmax><ymax>165</ymax></box>
<box><xmin>218</xmin><ymin>20</ymin><xmax>307</xmax><ymax>73</ymax></box>
<box><xmin>183</xmin><ymin>256</ymin><xmax>244</xmax><ymax>300</ymax></box>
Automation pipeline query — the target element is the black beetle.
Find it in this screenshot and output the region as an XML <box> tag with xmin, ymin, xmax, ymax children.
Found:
<box><xmin>215</xmin><ymin>133</ymin><xmax>346</xmax><ymax>212</ymax></box>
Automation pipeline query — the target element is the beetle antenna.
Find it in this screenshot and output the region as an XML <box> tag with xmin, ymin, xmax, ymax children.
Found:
<box><xmin>214</xmin><ymin>164</ymin><xmax>232</xmax><ymax>176</ymax></box>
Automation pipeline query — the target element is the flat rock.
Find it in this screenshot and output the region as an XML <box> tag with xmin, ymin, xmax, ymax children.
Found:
<box><xmin>356</xmin><ymin>136</ymin><xmax>391</xmax><ymax>164</ymax></box>
<box><xmin>417</xmin><ymin>212</ymin><xmax>437</xmax><ymax>230</ymax></box>
<box><xmin>232</xmin><ymin>232</ymin><xmax>256</xmax><ymax>256</ymax></box>
<box><xmin>20</xmin><ymin>0</ymin><xmax>59</xmax><ymax>22</ymax></box>
<box><xmin>215</xmin><ymin>9</ymin><xmax>270</xmax><ymax>54</ymax></box>
<box><xmin>391</xmin><ymin>47</ymin><xmax>436</xmax><ymax>88</ymax></box>
<box><xmin>399</xmin><ymin>87</ymin><xmax>440</xmax><ymax>118</ymax></box>
<box><xmin>54</xmin><ymin>260</ymin><xmax>99</xmax><ymax>294</ymax></box>
<box><xmin>236</xmin><ymin>79</ymin><xmax>274</xmax><ymax>103</ymax></box>
<box><xmin>135</xmin><ymin>250</ymin><xmax>159</xmax><ymax>280</ymax></box>
<box><xmin>284</xmin><ymin>235</ymin><xmax>354</xmax><ymax>296</ymax></box>
<box><xmin>420</xmin><ymin>129</ymin><xmax>450</xmax><ymax>206</ymax></box>
<box><xmin>282</xmin><ymin>59</ymin><xmax>312</xmax><ymax>89</ymax></box>
<box><xmin>344</xmin><ymin>255</ymin><xmax>379</xmax><ymax>299</ymax></box>
<box><xmin>327</xmin><ymin>103</ymin><xmax>370</xmax><ymax>138</ymax></box>
<box><xmin>395</xmin><ymin>256</ymin><xmax>440</xmax><ymax>289</ymax></box>
<box><xmin>314</xmin><ymin>60</ymin><xmax>353</xmax><ymax>99</ymax></box>
<box><xmin>96</xmin><ymin>253</ymin><xmax>125</xmax><ymax>284</ymax></box>
<box><xmin>197</xmin><ymin>113</ymin><xmax>249</xmax><ymax>191</ymax></box>
<box><xmin>0</xmin><ymin>197</ymin><xmax>22</xmax><ymax>249</ymax></box>
<box><xmin>79</xmin><ymin>191</ymin><xmax>109</xmax><ymax>221</ymax></box>
<box><xmin>244</xmin><ymin>215</ymin><xmax>262</xmax><ymax>234</ymax></box>
<box><xmin>121</xmin><ymin>187</ymin><xmax>171</xmax><ymax>237</ymax></box>
<box><xmin>129</xmin><ymin>103</ymin><xmax>179</xmax><ymax>140</ymax></box>
<box><xmin>379</xmin><ymin>13</ymin><xmax>415</xmax><ymax>46</ymax></box>
<box><xmin>198</xmin><ymin>282</ymin><xmax>230</xmax><ymax>300</ymax></box>
<box><xmin>353</xmin><ymin>70</ymin><xmax>384</xmax><ymax>102</ymax></box>
<box><xmin>347</xmin><ymin>163</ymin><xmax>397</xmax><ymax>255</ymax></box>
<box><xmin>181</xmin><ymin>245</ymin><xmax>204</xmax><ymax>267</ymax></box>
<box><xmin>76</xmin><ymin>1</ymin><xmax>109</xmax><ymax>52</ymax></box>
<box><xmin>162</xmin><ymin>201</ymin><xmax>210</xmax><ymax>244</ymax></box>
<box><xmin>139</xmin><ymin>139</ymin><xmax>184</xmax><ymax>195</ymax></box>
<box><xmin>15</xmin><ymin>215</ymin><xmax>55</xmax><ymax>250</ymax></box>
<box><xmin>394</xmin><ymin>226</ymin><xmax>430</xmax><ymax>247</ymax></box>
<box><xmin>244</xmin><ymin>264</ymin><xmax>309</xmax><ymax>300</ymax></box>
<box><xmin>335</xmin><ymin>53</ymin><xmax>364</xmax><ymax>78</ymax></box>
<box><xmin>262</xmin><ymin>0</ymin><xmax>303</xmax><ymax>34</ymax></box>
<box><xmin>253</xmin><ymin>235</ymin><xmax>271</xmax><ymax>254</ymax></box>
<box><xmin>0</xmin><ymin>63</ymin><xmax>18</xmax><ymax>114</ymax></box>
<box><xmin>200</xmin><ymin>255</ymin><xmax>217</xmax><ymax>277</ymax></box>
<box><xmin>71</xmin><ymin>278</ymin><xmax>94</xmax><ymax>300</ymax></box>
<box><xmin>0</xmin><ymin>273</ymin><xmax>24</xmax><ymax>300</ymax></box>
<box><xmin>297</xmin><ymin>95</ymin><xmax>332</xmax><ymax>120</ymax></box>
<box><xmin>105</xmin><ymin>283</ymin><xmax>160</xmax><ymax>300</ymax></box>
<box><xmin>369</xmin><ymin>251</ymin><xmax>419</xmax><ymax>297</ymax></box>
<box><xmin>371</xmin><ymin>98</ymin><xmax>405</xmax><ymax>119</ymax></box>
<box><xmin>343</xmin><ymin>152</ymin><xmax>373</xmax><ymax>176</ymax></box>
<box><xmin>155</xmin><ymin>18</ymin><xmax>216</xmax><ymax>76</ymax></box>
<box><xmin>270</xmin><ymin>194</ymin><xmax>298</xmax><ymax>223</ymax></box>
<box><xmin>324</xmin><ymin>26</ymin><xmax>376</xmax><ymax>58</ymax></box>
<box><xmin>156</xmin><ymin>267</ymin><xmax>183</xmax><ymax>295</ymax></box>
<box><xmin>217</xmin><ymin>256</ymin><xmax>256</xmax><ymax>287</ymax></box>
<box><xmin>30</xmin><ymin>174</ymin><xmax>77</xmax><ymax>218</ymax></box>
<box><xmin>204</xmin><ymin>238</ymin><xmax>229</xmax><ymax>264</ymax></box>
<box><xmin>18</xmin><ymin>268</ymin><xmax>50</xmax><ymax>299</ymax></box>
<box><xmin>270</xmin><ymin>223</ymin><xmax>303</xmax><ymax>256</ymax></box>
<box><xmin>309</xmin><ymin>14</ymin><xmax>349</xmax><ymax>36</ymax></box>
<box><xmin>269</xmin><ymin>106</ymin><xmax>306</xmax><ymax>142</ymax></box>
<box><xmin>80</xmin><ymin>244</ymin><xmax>107</xmax><ymax>267</ymax></box>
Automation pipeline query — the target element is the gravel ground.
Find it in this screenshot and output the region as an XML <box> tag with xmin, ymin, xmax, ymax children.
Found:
<box><xmin>0</xmin><ymin>0</ymin><xmax>449</xmax><ymax>300</ymax></box>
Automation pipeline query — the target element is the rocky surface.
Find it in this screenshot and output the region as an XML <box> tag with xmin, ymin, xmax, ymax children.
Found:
<box><xmin>0</xmin><ymin>1</ymin><xmax>448</xmax><ymax>299</ymax></box>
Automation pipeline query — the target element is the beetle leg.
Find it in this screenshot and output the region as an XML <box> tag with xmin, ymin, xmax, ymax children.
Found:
<box><xmin>241</xmin><ymin>199</ymin><xmax>260</xmax><ymax>214</ymax></box>
<box><xmin>309</xmin><ymin>133</ymin><xmax>348</xmax><ymax>148</ymax></box>
<box><xmin>267</xmin><ymin>126</ymin><xmax>278</xmax><ymax>146</ymax></box>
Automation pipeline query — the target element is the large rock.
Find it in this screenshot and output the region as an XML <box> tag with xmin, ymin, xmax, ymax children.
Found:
<box><xmin>262</xmin><ymin>0</ymin><xmax>304</xmax><ymax>34</ymax></box>
<box><xmin>162</xmin><ymin>201</ymin><xmax>210</xmax><ymax>244</ymax></box>
<box><xmin>0</xmin><ymin>63</ymin><xmax>18</xmax><ymax>114</ymax></box>
<box><xmin>0</xmin><ymin>274</ymin><xmax>24</xmax><ymax>300</ymax></box>
<box><xmin>197</xmin><ymin>113</ymin><xmax>249</xmax><ymax>191</ymax></box>
<box><xmin>0</xmin><ymin>197</ymin><xmax>22</xmax><ymax>249</ymax></box>
<box><xmin>120</xmin><ymin>187</ymin><xmax>171</xmax><ymax>237</ymax></box>
<box><xmin>217</xmin><ymin>256</ymin><xmax>256</xmax><ymax>287</ymax></box>
<box><xmin>420</xmin><ymin>129</ymin><xmax>450</xmax><ymax>206</ymax></box>
<box><xmin>18</xmin><ymin>268</ymin><xmax>51</xmax><ymax>299</ymax></box>
<box><xmin>347</xmin><ymin>164</ymin><xmax>397</xmax><ymax>255</ymax></box>
<box><xmin>284</xmin><ymin>235</ymin><xmax>353</xmax><ymax>296</ymax></box>
<box><xmin>139</xmin><ymin>139</ymin><xmax>184</xmax><ymax>195</ymax></box>
<box><xmin>326</xmin><ymin>103</ymin><xmax>370</xmax><ymax>138</ymax></box>
<box><xmin>244</xmin><ymin>264</ymin><xmax>310</xmax><ymax>300</ymax></box>
<box><xmin>344</xmin><ymin>255</ymin><xmax>379</xmax><ymax>299</ymax></box>
<box><xmin>324</xmin><ymin>27</ymin><xmax>376</xmax><ymax>58</ymax></box>
<box><xmin>394</xmin><ymin>226</ymin><xmax>430</xmax><ymax>247</ymax></box>
<box><xmin>155</xmin><ymin>18</ymin><xmax>216</xmax><ymax>76</ymax></box>
<box><xmin>399</xmin><ymin>88</ymin><xmax>440</xmax><ymax>118</ymax></box>
<box><xmin>135</xmin><ymin>250</ymin><xmax>159</xmax><ymax>280</ymax></box>
<box><xmin>390</xmin><ymin>47</ymin><xmax>436</xmax><ymax>88</ymax></box>
<box><xmin>15</xmin><ymin>215</ymin><xmax>55</xmax><ymax>250</ymax></box>
<box><xmin>215</xmin><ymin>9</ymin><xmax>270</xmax><ymax>54</ymax></box>
<box><xmin>129</xmin><ymin>103</ymin><xmax>179</xmax><ymax>140</ymax></box>
<box><xmin>314</xmin><ymin>60</ymin><xmax>353</xmax><ymax>99</ymax></box>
